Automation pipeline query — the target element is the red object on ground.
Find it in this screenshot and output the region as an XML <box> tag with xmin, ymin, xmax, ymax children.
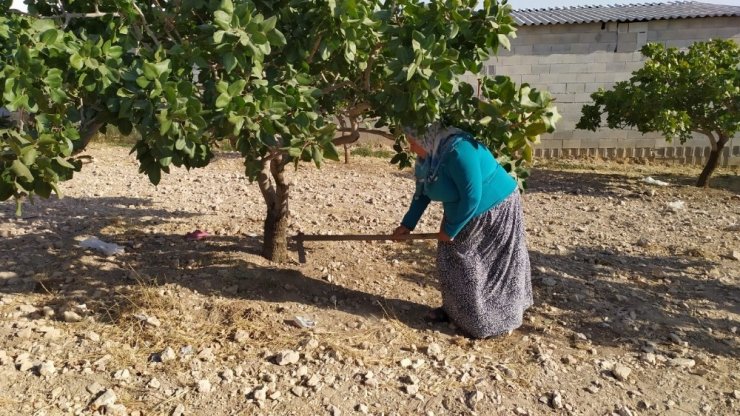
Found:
<box><xmin>184</xmin><ymin>230</ymin><xmax>209</xmax><ymax>241</ymax></box>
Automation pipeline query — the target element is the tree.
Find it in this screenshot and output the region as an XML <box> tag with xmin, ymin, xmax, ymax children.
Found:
<box><xmin>577</xmin><ymin>39</ymin><xmax>739</xmax><ymax>187</ymax></box>
<box><xmin>1</xmin><ymin>0</ymin><xmax>559</xmax><ymax>262</ymax></box>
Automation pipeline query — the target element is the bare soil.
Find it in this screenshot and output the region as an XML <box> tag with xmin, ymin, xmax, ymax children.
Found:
<box><xmin>0</xmin><ymin>145</ymin><xmax>738</xmax><ymax>416</ymax></box>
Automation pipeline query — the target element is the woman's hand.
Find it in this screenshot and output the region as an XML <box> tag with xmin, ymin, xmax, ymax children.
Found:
<box><xmin>392</xmin><ymin>225</ymin><xmax>411</xmax><ymax>242</ymax></box>
<box><xmin>438</xmin><ymin>231</ymin><xmax>452</xmax><ymax>242</ymax></box>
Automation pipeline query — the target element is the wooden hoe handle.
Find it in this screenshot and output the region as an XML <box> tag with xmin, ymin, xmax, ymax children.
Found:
<box><xmin>291</xmin><ymin>232</ymin><xmax>438</xmax><ymax>264</ymax></box>
<box><xmin>292</xmin><ymin>232</ymin><xmax>439</xmax><ymax>242</ymax></box>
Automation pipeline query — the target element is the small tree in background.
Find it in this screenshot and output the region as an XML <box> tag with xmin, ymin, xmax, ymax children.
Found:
<box><xmin>577</xmin><ymin>39</ymin><xmax>739</xmax><ymax>187</ymax></box>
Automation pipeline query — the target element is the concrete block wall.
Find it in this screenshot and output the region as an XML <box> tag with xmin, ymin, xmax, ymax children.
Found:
<box><xmin>485</xmin><ymin>16</ymin><xmax>740</xmax><ymax>167</ymax></box>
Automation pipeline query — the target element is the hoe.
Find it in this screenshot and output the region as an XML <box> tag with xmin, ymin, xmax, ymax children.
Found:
<box><xmin>291</xmin><ymin>232</ymin><xmax>438</xmax><ymax>263</ymax></box>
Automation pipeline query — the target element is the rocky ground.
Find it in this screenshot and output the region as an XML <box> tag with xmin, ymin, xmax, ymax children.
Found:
<box><xmin>0</xmin><ymin>144</ymin><xmax>738</xmax><ymax>416</ymax></box>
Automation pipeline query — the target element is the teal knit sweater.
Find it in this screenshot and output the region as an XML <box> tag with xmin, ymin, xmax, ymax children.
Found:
<box><xmin>401</xmin><ymin>136</ymin><xmax>517</xmax><ymax>238</ymax></box>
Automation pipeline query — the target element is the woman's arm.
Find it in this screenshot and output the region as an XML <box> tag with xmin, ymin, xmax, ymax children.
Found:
<box><xmin>400</xmin><ymin>191</ymin><xmax>431</xmax><ymax>231</ymax></box>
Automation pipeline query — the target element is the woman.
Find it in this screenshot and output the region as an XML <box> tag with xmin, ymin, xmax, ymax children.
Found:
<box><xmin>392</xmin><ymin>123</ymin><xmax>532</xmax><ymax>338</ymax></box>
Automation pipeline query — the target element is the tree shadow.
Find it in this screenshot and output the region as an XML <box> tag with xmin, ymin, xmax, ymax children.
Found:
<box><xmin>0</xmin><ymin>195</ymin><xmax>453</xmax><ymax>339</ymax></box>
<box><xmin>386</xmin><ymin>238</ymin><xmax>737</xmax><ymax>358</ymax></box>
<box><xmin>529</xmin><ymin>246</ymin><xmax>738</xmax><ymax>358</ymax></box>
<box><xmin>3</xmin><ymin>193</ymin><xmax>735</xmax><ymax>356</ymax></box>
<box><xmin>529</xmin><ymin>167</ymin><xmax>739</xmax><ymax>195</ymax></box>
<box><xmin>527</xmin><ymin>168</ymin><xmax>644</xmax><ymax>197</ymax></box>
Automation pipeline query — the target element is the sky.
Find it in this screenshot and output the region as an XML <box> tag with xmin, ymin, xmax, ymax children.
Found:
<box><xmin>507</xmin><ymin>0</ymin><xmax>740</xmax><ymax>8</ymax></box>
<box><xmin>9</xmin><ymin>0</ymin><xmax>740</xmax><ymax>12</ymax></box>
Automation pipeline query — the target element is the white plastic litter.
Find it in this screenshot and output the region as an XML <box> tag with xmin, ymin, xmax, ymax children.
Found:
<box><xmin>80</xmin><ymin>237</ymin><xmax>125</xmax><ymax>256</ymax></box>
<box><xmin>665</xmin><ymin>200</ymin><xmax>686</xmax><ymax>212</ymax></box>
<box><xmin>292</xmin><ymin>316</ymin><xmax>316</xmax><ymax>329</ymax></box>
<box><xmin>642</xmin><ymin>176</ymin><xmax>670</xmax><ymax>186</ymax></box>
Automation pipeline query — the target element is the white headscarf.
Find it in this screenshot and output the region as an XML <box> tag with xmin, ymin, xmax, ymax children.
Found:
<box><xmin>403</xmin><ymin>122</ymin><xmax>466</xmax><ymax>195</ymax></box>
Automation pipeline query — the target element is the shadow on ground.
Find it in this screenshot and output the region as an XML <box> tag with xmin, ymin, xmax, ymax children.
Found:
<box><xmin>529</xmin><ymin>167</ymin><xmax>739</xmax><ymax>195</ymax></box>
<box><xmin>393</xmin><ymin>240</ymin><xmax>737</xmax><ymax>358</ymax></box>
<box><xmin>1</xmin><ymin>168</ymin><xmax>736</xmax><ymax>357</ymax></box>
<box><xmin>0</xmin><ymin>195</ymin><xmax>453</xmax><ymax>341</ymax></box>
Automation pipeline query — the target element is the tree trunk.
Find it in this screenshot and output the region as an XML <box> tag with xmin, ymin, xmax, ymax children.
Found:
<box><xmin>696</xmin><ymin>133</ymin><xmax>728</xmax><ymax>188</ymax></box>
<box><xmin>257</xmin><ymin>155</ymin><xmax>291</xmax><ymax>262</ymax></box>
<box><xmin>344</xmin><ymin>144</ymin><xmax>350</xmax><ymax>164</ymax></box>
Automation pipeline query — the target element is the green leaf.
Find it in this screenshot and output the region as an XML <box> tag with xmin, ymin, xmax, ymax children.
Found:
<box><xmin>40</xmin><ymin>29</ymin><xmax>58</xmax><ymax>45</ymax></box>
<box><xmin>214</xmin><ymin>10</ymin><xmax>232</xmax><ymax>30</ymax></box>
<box><xmin>497</xmin><ymin>34</ymin><xmax>511</xmax><ymax>50</ymax></box>
<box><xmin>54</xmin><ymin>156</ymin><xmax>76</xmax><ymax>169</ymax></box>
<box><xmin>311</xmin><ymin>145</ymin><xmax>323</xmax><ymax>168</ymax></box>
<box><xmin>215</xmin><ymin>93</ymin><xmax>231</xmax><ymax>108</ymax></box>
<box><xmin>262</xmin><ymin>16</ymin><xmax>277</xmax><ymax>31</ymax></box>
<box><xmin>406</xmin><ymin>63</ymin><xmax>417</xmax><ymax>81</ymax></box>
<box><xmin>135</xmin><ymin>76</ymin><xmax>150</xmax><ymax>88</ymax></box>
<box><xmin>20</xmin><ymin>147</ymin><xmax>38</xmax><ymax>165</ymax></box>
<box><xmin>287</xmin><ymin>147</ymin><xmax>302</xmax><ymax>157</ymax></box>
<box><xmin>34</xmin><ymin>181</ymin><xmax>52</xmax><ymax>199</ymax></box>
<box><xmin>522</xmin><ymin>145</ymin><xmax>533</xmax><ymax>163</ymax></box>
<box><xmin>220</xmin><ymin>0</ymin><xmax>234</xmax><ymax>14</ymax></box>
<box><xmin>213</xmin><ymin>30</ymin><xmax>226</xmax><ymax>44</ymax></box>
<box><xmin>160</xmin><ymin>119</ymin><xmax>173</xmax><ymax>135</ymax></box>
<box><xmin>108</xmin><ymin>45</ymin><xmax>123</xmax><ymax>59</ymax></box>
<box><xmin>228</xmin><ymin>79</ymin><xmax>247</xmax><ymax>97</ymax></box>
<box><xmin>175</xmin><ymin>137</ymin><xmax>186</xmax><ymax>150</ymax></box>
<box><xmin>322</xmin><ymin>142</ymin><xmax>340</xmax><ymax>162</ymax></box>
<box><xmin>266</xmin><ymin>29</ymin><xmax>286</xmax><ymax>47</ymax></box>
<box><xmin>119</xmin><ymin>120</ymin><xmax>133</xmax><ymax>135</ymax></box>
<box><xmin>147</xmin><ymin>167</ymin><xmax>161</xmax><ymax>185</ymax></box>
<box><xmin>525</xmin><ymin>122</ymin><xmax>547</xmax><ymax>136</ymax></box>
<box><xmin>70</xmin><ymin>53</ymin><xmax>84</xmax><ymax>70</ymax></box>
<box><xmin>223</xmin><ymin>53</ymin><xmax>237</xmax><ymax>73</ymax></box>
<box><xmin>11</xmin><ymin>160</ymin><xmax>34</xmax><ymax>182</ymax></box>
<box><xmin>143</xmin><ymin>60</ymin><xmax>170</xmax><ymax>80</ymax></box>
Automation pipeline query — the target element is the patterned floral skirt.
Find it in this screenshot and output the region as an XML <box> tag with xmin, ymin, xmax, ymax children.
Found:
<box><xmin>437</xmin><ymin>191</ymin><xmax>532</xmax><ymax>338</ymax></box>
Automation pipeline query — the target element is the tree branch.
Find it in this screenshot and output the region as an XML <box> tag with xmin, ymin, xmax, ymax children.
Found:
<box><xmin>44</xmin><ymin>11</ymin><xmax>120</xmax><ymax>19</ymax></box>
<box><xmin>363</xmin><ymin>42</ymin><xmax>383</xmax><ymax>90</ymax></box>
<box><xmin>307</xmin><ymin>35</ymin><xmax>323</xmax><ymax>64</ymax></box>
<box><xmin>338</xmin><ymin>127</ymin><xmax>397</xmax><ymax>141</ymax></box>
<box><xmin>72</xmin><ymin>115</ymin><xmax>107</xmax><ymax>155</ymax></box>
<box><xmin>321</xmin><ymin>81</ymin><xmax>356</xmax><ymax>95</ymax></box>
<box><xmin>698</xmin><ymin>129</ymin><xmax>717</xmax><ymax>150</ymax></box>
<box><xmin>348</xmin><ymin>102</ymin><xmax>371</xmax><ymax>118</ymax></box>
<box><xmin>332</xmin><ymin>132</ymin><xmax>360</xmax><ymax>146</ymax></box>
<box><xmin>130</xmin><ymin>3</ymin><xmax>161</xmax><ymax>48</ymax></box>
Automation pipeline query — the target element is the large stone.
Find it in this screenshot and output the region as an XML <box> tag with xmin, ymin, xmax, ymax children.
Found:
<box><xmin>38</xmin><ymin>361</ymin><xmax>56</xmax><ymax>377</ymax></box>
<box><xmin>160</xmin><ymin>347</ymin><xmax>177</xmax><ymax>362</ymax></box>
<box><xmin>669</xmin><ymin>358</ymin><xmax>695</xmax><ymax>369</ymax></box>
<box><xmin>63</xmin><ymin>311</ymin><xmax>83</xmax><ymax>323</ymax></box>
<box><xmin>105</xmin><ymin>404</ymin><xmax>128</xmax><ymax>416</ymax></box>
<box><xmin>426</xmin><ymin>343</ymin><xmax>443</xmax><ymax>356</ymax></box>
<box><xmin>91</xmin><ymin>389</ymin><xmax>117</xmax><ymax>410</ymax></box>
<box><xmin>274</xmin><ymin>350</ymin><xmax>300</xmax><ymax>366</ymax></box>
<box><xmin>612</xmin><ymin>364</ymin><xmax>632</xmax><ymax>382</ymax></box>
<box><xmin>197</xmin><ymin>379</ymin><xmax>212</xmax><ymax>394</ymax></box>
<box><xmin>551</xmin><ymin>392</ymin><xmax>563</xmax><ymax>409</ymax></box>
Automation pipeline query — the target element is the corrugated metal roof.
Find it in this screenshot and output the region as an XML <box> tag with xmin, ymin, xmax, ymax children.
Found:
<box><xmin>511</xmin><ymin>1</ymin><xmax>740</xmax><ymax>26</ymax></box>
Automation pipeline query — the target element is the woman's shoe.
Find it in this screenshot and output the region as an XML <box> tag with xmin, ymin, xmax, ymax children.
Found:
<box><xmin>426</xmin><ymin>307</ymin><xmax>450</xmax><ymax>323</ymax></box>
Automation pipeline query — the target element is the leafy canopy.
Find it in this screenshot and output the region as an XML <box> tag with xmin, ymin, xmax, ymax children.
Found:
<box><xmin>1</xmin><ymin>0</ymin><xmax>560</xmax><ymax>213</ymax></box>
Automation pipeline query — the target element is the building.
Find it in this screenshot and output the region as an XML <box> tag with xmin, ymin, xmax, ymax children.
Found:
<box><xmin>487</xmin><ymin>1</ymin><xmax>740</xmax><ymax>166</ymax></box>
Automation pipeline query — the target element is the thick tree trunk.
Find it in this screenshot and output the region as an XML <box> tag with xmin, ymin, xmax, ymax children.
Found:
<box><xmin>696</xmin><ymin>133</ymin><xmax>728</xmax><ymax>188</ymax></box>
<box><xmin>263</xmin><ymin>194</ymin><xmax>290</xmax><ymax>262</ymax></box>
<box><xmin>257</xmin><ymin>155</ymin><xmax>291</xmax><ymax>262</ymax></box>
